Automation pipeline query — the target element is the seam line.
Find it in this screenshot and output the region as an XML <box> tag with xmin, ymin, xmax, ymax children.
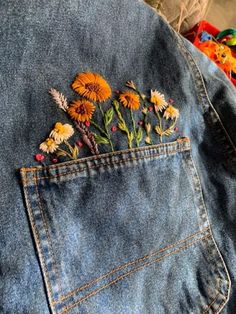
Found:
<box><xmin>56</xmin><ymin>227</ymin><xmax>209</xmax><ymax>303</ymax></box>
<box><xmin>24</xmin><ymin>147</ymin><xmax>191</xmax><ymax>183</ymax></box>
<box><xmin>58</xmin><ymin>234</ymin><xmax>211</xmax><ymax>314</ymax></box>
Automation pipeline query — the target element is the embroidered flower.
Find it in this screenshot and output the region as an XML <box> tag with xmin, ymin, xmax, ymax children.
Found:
<box><xmin>72</xmin><ymin>72</ymin><xmax>112</xmax><ymax>103</ymax></box>
<box><xmin>39</xmin><ymin>138</ymin><xmax>59</xmax><ymax>154</ymax></box>
<box><xmin>145</xmin><ymin>123</ymin><xmax>152</xmax><ymax>134</ymax></box>
<box><xmin>119</xmin><ymin>91</ymin><xmax>140</xmax><ymax>110</ymax></box>
<box><xmin>163</xmin><ymin>105</ymin><xmax>180</xmax><ymax>120</ymax></box>
<box><xmin>126</xmin><ymin>80</ymin><xmax>136</xmax><ymax>90</ymax></box>
<box><xmin>145</xmin><ymin>136</ymin><xmax>152</xmax><ymax>145</ymax></box>
<box><xmin>150</xmin><ymin>90</ymin><xmax>168</xmax><ymax>112</ymax></box>
<box><xmin>68</xmin><ymin>99</ymin><xmax>96</xmax><ymax>122</ymax></box>
<box><xmin>36</xmin><ymin>77</ymin><xmax>182</xmax><ymax>164</ymax></box>
<box><xmin>142</xmin><ymin>107</ymin><xmax>148</xmax><ymax>114</ymax></box>
<box><xmin>49</xmin><ymin>122</ymin><xmax>74</xmax><ymax>143</ymax></box>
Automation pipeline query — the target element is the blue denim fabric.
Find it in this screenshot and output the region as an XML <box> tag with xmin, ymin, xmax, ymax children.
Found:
<box><xmin>0</xmin><ymin>1</ymin><xmax>236</xmax><ymax>313</ymax></box>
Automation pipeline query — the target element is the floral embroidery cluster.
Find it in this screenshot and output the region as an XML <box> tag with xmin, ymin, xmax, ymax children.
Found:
<box><xmin>36</xmin><ymin>72</ymin><xmax>180</xmax><ymax>164</ymax></box>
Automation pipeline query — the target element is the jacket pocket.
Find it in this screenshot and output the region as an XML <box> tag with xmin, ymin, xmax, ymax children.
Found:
<box><xmin>20</xmin><ymin>137</ymin><xmax>230</xmax><ymax>314</ymax></box>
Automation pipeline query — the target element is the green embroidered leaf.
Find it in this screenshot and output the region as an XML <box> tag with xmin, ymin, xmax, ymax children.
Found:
<box><xmin>145</xmin><ymin>136</ymin><xmax>152</xmax><ymax>145</ymax></box>
<box><xmin>155</xmin><ymin>125</ymin><xmax>174</xmax><ymax>138</ymax></box>
<box><xmin>129</xmin><ymin>132</ymin><xmax>134</xmax><ymax>142</ymax></box>
<box><xmin>117</xmin><ymin>122</ymin><xmax>127</xmax><ymax>132</ymax></box>
<box><xmin>113</xmin><ymin>100</ymin><xmax>124</xmax><ymax>122</ymax></box>
<box><xmin>72</xmin><ymin>145</ymin><xmax>79</xmax><ymax>159</ymax></box>
<box><xmin>112</xmin><ymin>100</ymin><xmax>119</xmax><ymax>111</ymax></box>
<box><xmin>93</xmin><ymin>133</ymin><xmax>110</xmax><ymax>145</ymax></box>
<box><xmin>56</xmin><ymin>150</ymin><xmax>67</xmax><ymax>157</ymax></box>
<box><xmin>155</xmin><ymin>126</ymin><xmax>163</xmax><ymax>136</ymax></box>
<box><xmin>136</xmin><ymin>127</ymin><xmax>143</xmax><ymax>145</ymax></box>
<box><xmin>163</xmin><ymin>128</ymin><xmax>174</xmax><ymax>136</ymax></box>
<box><xmin>104</xmin><ymin>107</ymin><xmax>114</xmax><ymax>126</ymax></box>
<box><xmin>127</xmin><ymin>131</ymin><xmax>134</xmax><ymax>149</ymax></box>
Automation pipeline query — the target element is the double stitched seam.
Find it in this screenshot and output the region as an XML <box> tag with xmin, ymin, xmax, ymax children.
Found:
<box><xmin>21</xmin><ymin>138</ymin><xmax>190</xmax><ymax>173</ymax></box>
<box><xmin>28</xmin><ymin>147</ymin><xmax>191</xmax><ymax>182</ymax></box>
<box><xmin>58</xmin><ymin>234</ymin><xmax>211</xmax><ymax>314</ymax></box>
<box><xmin>54</xmin><ymin>227</ymin><xmax>209</xmax><ymax>303</ymax></box>
<box><xmin>34</xmin><ymin>175</ymin><xmax>62</xmax><ymax>303</ymax></box>
<box><xmin>188</xmin><ymin>151</ymin><xmax>231</xmax><ymax>312</ymax></box>
<box><xmin>189</xmin><ymin>150</ymin><xmax>209</xmax><ymax>228</ymax></box>
<box><xmin>22</xmin><ymin>180</ymin><xmax>55</xmax><ymax>305</ymax></box>
<box><xmin>215</xmin><ymin>292</ymin><xmax>231</xmax><ymax>314</ymax></box>
<box><xmin>201</xmin><ymin>266</ymin><xmax>230</xmax><ymax>314</ymax></box>
<box><xmin>201</xmin><ymin>290</ymin><xmax>225</xmax><ymax>314</ymax></box>
<box><xmin>188</xmin><ymin>148</ymin><xmax>231</xmax><ymax>313</ymax></box>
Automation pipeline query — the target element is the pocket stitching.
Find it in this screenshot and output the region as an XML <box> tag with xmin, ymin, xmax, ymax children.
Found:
<box><xmin>24</xmin><ymin>146</ymin><xmax>191</xmax><ymax>183</ymax></box>
<box><xmin>22</xmin><ymin>136</ymin><xmax>230</xmax><ymax>313</ymax></box>
<box><xmin>23</xmin><ymin>183</ymin><xmax>56</xmax><ymax>309</ymax></box>
<box><xmin>56</xmin><ymin>228</ymin><xmax>210</xmax><ymax>303</ymax></box>
<box><xmin>34</xmin><ymin>176</ymin><xmax>62</xmax><ymax>299</ymax></box>
<box><xmin>57</xmin><ymin>233</ymin><xmax>211</xmax><ymax>314</ymax></box>
<box><xmin>22</xmin><ymin>138</ymin><xmax>190</xmax><ymax>173</ymax></box>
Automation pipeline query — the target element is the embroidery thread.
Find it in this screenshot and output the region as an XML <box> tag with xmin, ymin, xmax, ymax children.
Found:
<box><xmin>35</xmin><ymin>72</ymin><xmax>180</xmax><ymax>164</ymax></box>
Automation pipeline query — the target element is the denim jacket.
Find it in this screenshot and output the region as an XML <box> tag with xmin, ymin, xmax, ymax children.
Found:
<box><xmin>0</xmin><ymin>1</ymin><xmax>236</xmax><ymax>313</ymax></box>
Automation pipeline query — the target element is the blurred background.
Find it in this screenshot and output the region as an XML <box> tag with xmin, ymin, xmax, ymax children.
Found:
<box><xmin>207</xmin><ymin>0</ymin><xmax>236</xmax><ymax>29</ymax></box>
<box><xmin>144</xmin><ymin>0</ymin><xmax>236</xmax><ymax>86</ymax></box>
<box><xmin>145</xmin><ymin>0</ymin><xmax>236</xmax><ymax>33</ymax></box>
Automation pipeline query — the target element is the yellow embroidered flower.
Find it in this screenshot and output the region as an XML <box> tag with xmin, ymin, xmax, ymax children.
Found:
<box><xmin>126</xmin><ymin>80</ymin><xmax>136</xmax><ymax>90</ymax></box>
<box><xmin>142</xmin><ymin>107</ymin><xmax>148</xmax><ymax>114</ymax></box>
<box><xmin>119</xmin><ymin>91</ymin><xmax>140</xmax><ymax>110</ymax></box>
<box><xmin>145</xmin><ymin>136</ymin><xmax>152</xmax><ymax>145</ymax></box>
<box><xmin>150</xmin><ymin>89</ymin><xmax>168</xmax><ymax>112</ymax></box>
<box><xmin>72</xmin><ymin>72</ymin><xmax>112</xmax><ymax>102</ymax></box>
<box><xmin>163</xmin><ymin>105</ymin><xmax>180</xmax><ymax>120</ymax></box>
<box><xmin>39</xmin><ymin>138</ymin><xmax>59</xmax><ymax>154</ymax></box>
<box><xmin>145</xmin><ymin>123</ymin><xmax>152</xmax><ymax>134</ymax></box>
<box><xmin>50</xmin><ymin>122</ymin><xmax>74</xmax><ymax>143</ymax></box>
<box><xmin>68</xmin><ymin>99</ymin><xmax>96</xmax><ymax>122</ymax></box>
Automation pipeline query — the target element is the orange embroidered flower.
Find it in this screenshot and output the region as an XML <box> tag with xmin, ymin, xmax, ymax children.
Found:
<box><xmin>68</xmin><ymin>99</ymin><xmax>95</xmax><ymax>122</ymax></box>
<box><xmin>119</xmin><ymin>91</ymin><xmax>140</xmax><ymax>110</ymax></box>
<box><xmin>163</xmin><ymin>105</ymin><xmax>180</xmax><ymax>120</ymax></box>
<box><xmin>72</xmin><ymin>72</ymin><xmax>112</xmax><ymax>102</ymax></box>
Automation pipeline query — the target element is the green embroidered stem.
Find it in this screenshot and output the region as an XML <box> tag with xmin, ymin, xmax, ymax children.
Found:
<box><xmin>64</xmin><ymin>140</ymin><xmax>74</xmax><ymax>154</ymax></box>
<box><xmin>134</xmin><ymin>88</ymin><xmax>145</xmax><ymax>102</ymax></box>
<box><xmin>165</xmin><ymin>117</ymin><xmax>177</xmax><ymax>133</ymax></box>
<box><xmin>96</xmin><ymin>103</ymin><xmax>114</xmax><ymax>151</ymax></box>
<box><xmin>91</xmin><ymin>120</ymin><xmax>107</xmax><ymax>137</ymax></box>
<box><xmin>170</xmin><ymin>118</ymin><xmax>177</xmax><ymax>129</ymax></box>
<box><xmin>98</xmin><ymin>103</ymin><xmax>104</xmax><ymax>116</ymax></box>
<box><xmin>113</xmin><ymin>100</ymin><xmax>133</xmax><ymax>149</ymax></box>
<box><xmin>144</xmin><ymin>112</ymin><xmax>148</xmax><ymax>125</ymax></box>
<box><xmin>64</xmin><ymin>140</ymin><xmax>79</xmax><ymax>159</ymax></box>
<box><xmin>130</xmin><ymin>110</ymin><xmax>139</xmax><ymax>147</ymax></box>
<box><xmin>135</xmin><ymin>88</ymin><xmax>151</xmax><ymax>140</ymax></box>
<box><xmin>155</xmin><ymin>111</ymin><xmax>163</xmax><ymax>142</ymax></box>
<box><xmin>56</xmin><ymin>147</ymin><xmax>74</xmax><ymax>159</ymax></box>
<box><xmin>155</xmin><ymin>117</ymin><xmax>177</xmax><ymax>142</ymax></box>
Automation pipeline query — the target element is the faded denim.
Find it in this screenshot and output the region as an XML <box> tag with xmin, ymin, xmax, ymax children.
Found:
<box><xmin>0</xmin><ymin>0</ymin><xmax>236</xmax><ymax>314</ymax></box>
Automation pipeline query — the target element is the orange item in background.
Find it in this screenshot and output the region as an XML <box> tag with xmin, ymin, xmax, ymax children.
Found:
<box><xmin>185</xmin><ymin>21</ymin><xmax>236</xmax><ymax>87</ymax></box>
